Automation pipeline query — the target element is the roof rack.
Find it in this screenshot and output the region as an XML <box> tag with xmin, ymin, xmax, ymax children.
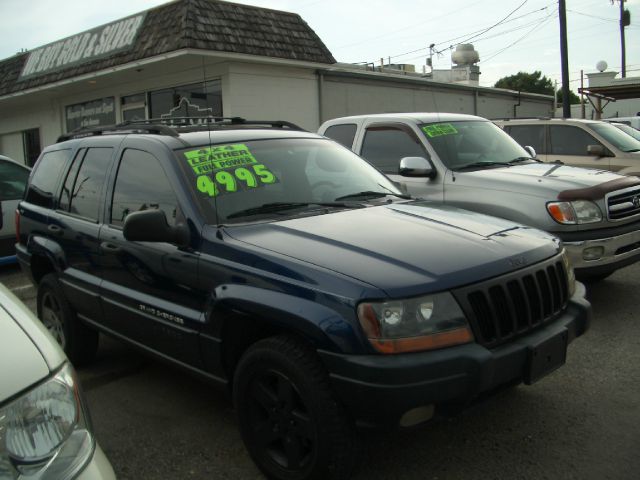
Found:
<box><xmin>124</xmin><ymin>117</ymin><xmax>305</xmax><ymax>130</ymax></box>
<box><xmin>491</xmin><ymin>117</ymin><xmax>552</xmax><ymax>121</ymax></box>
<box><xmin>57</xmin><ymin>117</ymin><xmax>305</xmax><ymax>142</ymax></box>
<box><xmin>57</xmin><ymin>123</ymin><xmax>179</xmax><ymax>142</ymax></box>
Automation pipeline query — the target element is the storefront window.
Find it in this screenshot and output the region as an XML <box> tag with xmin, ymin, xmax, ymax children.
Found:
<box><xmin>149</xmin><ymin>81</ymin><xmax>222</xmax><ymax>119</ymax></box>
<box><xmin>65</xmin><ymin>97</ymin><xmax>116</xmax><ymax>132</ymax></box>
<box><xmin>121</xmin><ymin>93</ymin><xmax>147</xmax><ymax>122</ymax></box>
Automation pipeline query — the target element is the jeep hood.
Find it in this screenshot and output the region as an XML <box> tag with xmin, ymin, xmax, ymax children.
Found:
<box><xmin>453</xmin><ymin>163</ymin><xmax>626</xmax><ymax>199</ymax></box>
<box><xmin>225</xmin><ymin>202</ymin><xmax>561</xmax><ymax>298</ymax></box>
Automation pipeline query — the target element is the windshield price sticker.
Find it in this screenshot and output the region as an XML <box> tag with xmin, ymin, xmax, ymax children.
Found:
<box><xmin>183</xmin><ymin>144</ymin><xmax>277</xmax><ymax>197</ymax></box>
<box><xmin>422</xmin><ymin>123</ymin><xmax>458</xmax><ymax>138</ymax></box>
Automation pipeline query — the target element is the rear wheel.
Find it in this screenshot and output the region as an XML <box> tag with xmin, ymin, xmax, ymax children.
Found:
<box><xmin>37</xmin><ymin>273</ymin><xmax>98</xmax><ymax>366</ymax></box>
<box><xmin>233</xmin><ymin>335</ymin><xmax>358</xmax><ymax>480</ymax></box>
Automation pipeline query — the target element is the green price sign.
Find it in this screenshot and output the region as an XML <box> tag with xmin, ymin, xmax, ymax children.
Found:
<box><xmin>196</xmin><ymin>164</ymin><xmax>276</xmax><ymax>197</ymax></box>
<box><xmin>422</xmin><ymin>123</ymin><xmax>458</xmax><ymax>138</ymax></box>
<box><xmin>184</xmin><ymin>144</ymin><xmax>278</xmax><ymax>197</ymax></box>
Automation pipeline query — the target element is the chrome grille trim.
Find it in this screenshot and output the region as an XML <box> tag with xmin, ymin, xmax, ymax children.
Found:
<box><xmin>606</xmin><ymin>186</ymin><xmax>640</xmax><ymax>221</ymax></box>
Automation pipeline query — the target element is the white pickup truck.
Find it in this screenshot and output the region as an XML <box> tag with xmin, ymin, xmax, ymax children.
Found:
<box><xmin>319</xmin><ymin>113</ymin><xmax>640</xmax><ymax>281</ymax></box>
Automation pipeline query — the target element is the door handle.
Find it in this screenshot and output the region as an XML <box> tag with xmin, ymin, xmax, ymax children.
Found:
<box><xmin>47</xmin><ymin>224</ymin><xmax>63</xmax><ymax>236</ymax></box>
<box><xmin>100</xmin><ymin>242</ymin><xmax>122</xmax><ymax>253</ymax></box>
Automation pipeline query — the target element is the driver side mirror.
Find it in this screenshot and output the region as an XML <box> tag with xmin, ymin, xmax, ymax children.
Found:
<box><xmin>587</xmin><ymin>145</ymin><xmax>607</xmax><ymax>157</ymax></box>
<box><xmin>123</xmin><ymin>209</ymin><xmax>190</xmax><ymax>247</ymax></box>
<box><xmin>524</xmin><ymin>145</ymin><xmax>537</xmax><ymax>158</ymax></box>
<box><xmin>399</xmin><ymin>157</ymin><xmax>436</xmax><ymax>178</ymax></box>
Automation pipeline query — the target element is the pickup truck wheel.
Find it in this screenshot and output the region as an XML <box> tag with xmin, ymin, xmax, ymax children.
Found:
<box><xmin>234</xmin><ymin>335</ymin><xmax>358</xmax><ymax>480</ymax></box>
<box><xmin>37</xmin><ymin>274</ymin><xmax>98</xmax><ymax>366</ymax></box>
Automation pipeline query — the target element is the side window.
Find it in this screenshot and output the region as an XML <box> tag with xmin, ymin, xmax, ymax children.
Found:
<box><xmin>24</xmin><ymin>149</ymin><xmax>70</xmax><ymax>207</ymax></box>
<box><xmin>0</xmin><ymin>160</ymin><xmax>30</xmax><ymax>201</ymax></box>
<box><xmin>67</xmin><ymin>148</ymin><xmax>113</xmax><ymax>221</ymax></box>
<box><xmin>361</xmin><ymin>127</ymin><xmax>427</xmax><ymax>173</ymax></box>
<box><xmin>506</xmin><ymin>125</ymin><xmax>545</xmax><ymax>154</ymax></box>
<box><xmin>549</xmin><ymin>126</ymin><xmax>601</xmax><ymax>155</ymax></box>
<box><xmin>323</xmin><ymin>124</ymin><xmax>357</xmax><ymax>148</ymax></box>
<box><xmin>111</xmin><ymin>149</ymin><xmax>178</xmax><ymax>227</ymax></box>
<box><xmin>59</xmin><ymin>149</ymin><xmax>84</xmax><ymax>211</ymax></box>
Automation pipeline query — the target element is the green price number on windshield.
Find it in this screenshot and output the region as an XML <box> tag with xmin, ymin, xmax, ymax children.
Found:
<box><xmin>196</xmin><ymin>164</ymin><xmax>277</xmax><ymax>197</ymax></box>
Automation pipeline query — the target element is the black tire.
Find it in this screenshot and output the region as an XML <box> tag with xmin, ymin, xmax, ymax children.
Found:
<box><xmin>233</xmin><ymin>335</ymin><xmax>358</xmax><ymax>480</ymax></box>
<box><xmin>37</xmin><ymin>273</ymin><xmax>99</xmax><ymax>366</ymax></box>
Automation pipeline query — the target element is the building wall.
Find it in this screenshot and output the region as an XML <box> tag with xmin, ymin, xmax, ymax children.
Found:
<box><xmin>225</xmin><ymin>63</ymin><xmax>320</xmax><ymax>131</ymax></box>
<box><xmin>320</xmin><ymin>74</ymin><xmax>553</xmax><ymax>124</ymax></box>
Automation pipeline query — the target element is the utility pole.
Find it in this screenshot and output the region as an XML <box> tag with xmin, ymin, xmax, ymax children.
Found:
<box><xmin>559</xmin><ymin>0</ymin><xmax>571</xmax><ymax>117</ymax></box>
<box><xmin>613</xmin><ymin>0</ymin><xmax>630</xmax><ymax>77</ymax></box>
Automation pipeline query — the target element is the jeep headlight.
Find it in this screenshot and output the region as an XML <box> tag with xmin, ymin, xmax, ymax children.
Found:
<box><xmin>0</xmin><ymin>363</ymin><xmax>95</xmax><ymax>480</ymax></box>
<box><xmin>547</xmin><ymin>200</ymin><xmax>602</xmax><ymax>224</ymax></box>
<box><xmin>357</xmin><ymin>292</ymin><xmax>474</xmax><ymax>354</ymax></box>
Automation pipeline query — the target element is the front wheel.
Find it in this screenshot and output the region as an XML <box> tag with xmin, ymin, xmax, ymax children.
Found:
<box><xmin>233</xmin><ymin>335</ymin><xmax>358</xmax><ymax>480</ymax></box>
<box><xmin>37</xmin><ymin>273</ymin><xmax>99</xmax><ymax>366</ymax></box>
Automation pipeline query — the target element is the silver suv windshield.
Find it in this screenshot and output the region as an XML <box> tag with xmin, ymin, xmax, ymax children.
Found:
<box><xmin>588</xmin><ymin>122</ymin><xmax>640</xmax><ymax>152</ymax></box>
<box><xmin>177</xmin><ymin>137</ymin><xmax>405</xmax><ymax>224</ymax></box>
<box><xmin>420</xmin><ymin>120</ymin><xmax>531</xmax><ymax>170</ymax></box>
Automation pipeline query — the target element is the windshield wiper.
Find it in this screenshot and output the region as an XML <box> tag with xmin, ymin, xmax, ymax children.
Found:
<box><xmin>624</xmin><ymin>148</ymin><xmax>640</xmax><ymax>153</ymax></box>
<box><xmin>335</xmin><ymin>190</ymin><xmax>411</xmax><ymax>201</ymax></box>
<box><xmin>508</xmin><ymin>156</ymin><xmax>540</xmax><ymax>164</ymax></box>
<box><xmin>226</xmin><ymin>201</ymin><xmax>359</xmax><ymax>219</ymax></box>
<box><xmin>454</xmin><ymin>161</ymin><xmax>509</xmax><ymax>171</ymax></box>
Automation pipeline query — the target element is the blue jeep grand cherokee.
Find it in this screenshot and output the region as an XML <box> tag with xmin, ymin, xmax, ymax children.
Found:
<box><xmin>16</xmin><ymin>118</ymin><xmax>591</xmax><ymax>480</ymax></box>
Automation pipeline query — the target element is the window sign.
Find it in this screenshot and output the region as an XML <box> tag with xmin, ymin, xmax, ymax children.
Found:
<box><xmin>66</xmin><ymin>97</ymin><xmax>116</xmax><ymax>132</ymax></box>
<box><xmin>149</xmin><ymin>81</ymin><xmax>222</xmax><ymax>119</ymax></box>
<box><xmin>20</xmin><ymin>14</ymin><xmax>145</xmax><ymax>80</ymax></box>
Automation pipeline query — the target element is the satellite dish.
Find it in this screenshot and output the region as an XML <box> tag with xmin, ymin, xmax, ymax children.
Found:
<box><xmin>596</xmin><ymin>60</ymin><xmax>608</xmax><ymax>72</ymax></box>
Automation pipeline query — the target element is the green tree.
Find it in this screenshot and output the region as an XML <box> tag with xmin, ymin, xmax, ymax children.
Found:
<box><xmin>557</xmin><ymin>88</ymin><xmax>581</xmax><ymax>105</ymax></box>
<box><xmin>494</xmin><ymin>70</ymin><xmax>554</xmax><ymax>95</ymax></box>
<box><xmin>494</xmin><ymin>70</ymin><xmax>581</xmax><ymax>105</ymax></box>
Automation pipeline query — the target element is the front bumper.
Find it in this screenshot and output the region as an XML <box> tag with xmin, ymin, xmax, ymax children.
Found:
<box><xmin>318</xmin><ymin>283</ymin><xmax>591</xmax><ymax>430</ymax></box>
<box><xmin>77</xmin><ymin>442</ymin><xmax>116</xmax><ymax>480</ymax></box>
<box><xmin>563</xmin><ymin>227</ymin><xmax>640</xmax><ymax>275</ymax></box>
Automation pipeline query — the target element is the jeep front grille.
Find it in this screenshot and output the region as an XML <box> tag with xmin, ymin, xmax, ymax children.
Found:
<box><xmin>607</xmin><ymin>186</ymin><xmax>640</xmax><ymax>220</ymax></box>
<box><xmin>453</xmin><ymin>254</ymin><xmax>569</xmax><ymax>349</ymax></box>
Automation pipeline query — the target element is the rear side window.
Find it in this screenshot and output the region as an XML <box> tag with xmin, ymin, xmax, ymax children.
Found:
<box><xmin>0</xmin><ymin>160</ymin><xmax>30</xmax><ymax>201</ymax></box>
<box><xmin>25</xmin><ymin>150</ymin><xmax>70</xmax><ymax>207</ymax></box>
<box><xmin>549</xmin><ymin>126</ymin><xmax>601</xmax><ymax>155</ymax></box>
<box><xmin>65</xmin><ymin>148</ymin><xmax>113</xmax><ymax>222</ymax></box>
<box><xmin>111</xmin><ymin>149</ymin><xmax>178</xmax><ymax>227</ymax></box>
<box><xmin>361</xmin><ymin>127</ymin><xmax>427</xmax><ymax>173</ymax></box>
<box><xmin>506</xmin><ymin>125</ymin><xmax>545</xmax><ymax>154</ymax></box>
<box><xmin>323</xmin><ymin>124</ymin><xmax>357</xmax><ymax>148</ymax></box>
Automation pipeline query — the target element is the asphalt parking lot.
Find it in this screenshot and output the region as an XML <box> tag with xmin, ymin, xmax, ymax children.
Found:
<box><xmin>2</xmin><ymin>262</ymin><xmax>639</xmax><ymax>480</ymax></box>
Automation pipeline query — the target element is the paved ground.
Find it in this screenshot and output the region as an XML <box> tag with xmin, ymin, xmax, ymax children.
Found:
<box><xmin>1</xmin><ymin>263</ymin><xmax>639</xmax><ymax>480</ymax></box>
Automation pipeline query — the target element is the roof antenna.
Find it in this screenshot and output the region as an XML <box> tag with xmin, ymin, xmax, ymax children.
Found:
<box><xmin>201</xmin><ymin>56</ymin><xmax>220</xmax><ymax>230</ymax></box>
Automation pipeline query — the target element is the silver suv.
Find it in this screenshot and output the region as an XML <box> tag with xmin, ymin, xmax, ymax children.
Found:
<box><xmin>319</xmin><ymin>112</ymin><xmax>640</xmax><ymax>281</ymax></box>
<box><xmin>495</xmin><ymin>118</ymin><xmax>640</xmax><ymax>177</ymax></box>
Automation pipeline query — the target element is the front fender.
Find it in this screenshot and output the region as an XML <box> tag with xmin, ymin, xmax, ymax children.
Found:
<box><xmin>211</xmin><ymin>284</ymin><xmax>364</xmax><ymax>354</ymax></box>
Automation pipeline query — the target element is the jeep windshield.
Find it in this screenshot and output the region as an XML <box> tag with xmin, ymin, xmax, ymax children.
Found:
<box><xmin>420</xmin><ymin>120</ymin><xmax>535</xmax><ymax>171</ymax></box>
<box><xmin>177</xmin><ymin>138</ymin><xmax>405</xmax><ymax>223</ymax></box>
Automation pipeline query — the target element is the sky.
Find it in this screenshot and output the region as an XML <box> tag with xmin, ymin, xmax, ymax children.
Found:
<box><xmin>1</xmin><ymin>0</ymin><xmax>639</xmax><ymax>92</ymax></box>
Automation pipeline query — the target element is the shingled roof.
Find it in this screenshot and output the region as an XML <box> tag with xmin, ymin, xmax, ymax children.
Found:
<box><xmin>0</xmin><ymin>0</ymin><xmax>335</xmax><ymax>98</ymax></box>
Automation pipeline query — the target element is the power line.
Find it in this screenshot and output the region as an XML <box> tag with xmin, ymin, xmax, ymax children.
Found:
<box><xmin>335</xmin><ymin>0</ymin><xmax>487</xmax><ymax>50</ymax></box>
<box><xmin>385</xmin><ymin>4</ymin><xmax>554</xmax><ymax>63</ymax></box>
<box><xmin>482</xmin><ymin>12</ymin><xmax>557</xmax><ymax>63</ymax></box>
<box><xmin>434</xmin><ymin>0</ymin><xmax>531</xmax><ymax>55</ymax></box>
<box><xmin>388</xmin><ymin>14</ymin><xmax>554</xmax><ymax>64</ymax></box>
